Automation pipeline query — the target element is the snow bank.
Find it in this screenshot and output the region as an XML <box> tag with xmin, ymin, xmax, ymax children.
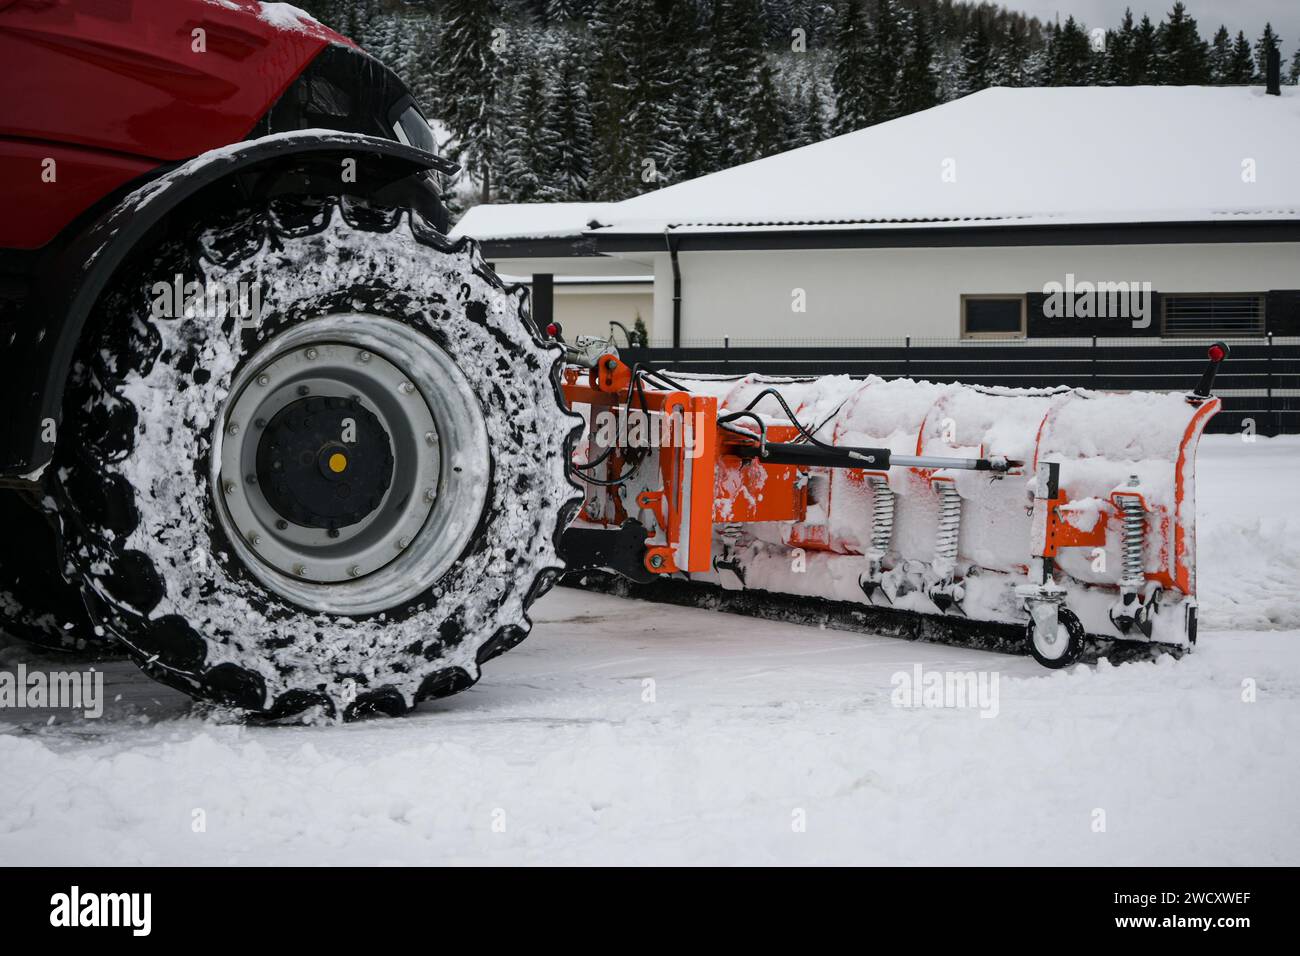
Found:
<box><xmin>1196</xmin><ymin>434</ymin><xmax>1300</xmax><ymax>630</ymax></box>
<box><xmin>0</xmin><ymin>607</ymin><xmax>1295</xmax><ymax>865</ymax></box>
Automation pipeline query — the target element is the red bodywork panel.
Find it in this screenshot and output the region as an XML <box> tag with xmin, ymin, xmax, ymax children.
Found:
<box><xmin>0</xmin><ymin>0</ymin><xmax>350</xmax><ymax>248</ymax></box>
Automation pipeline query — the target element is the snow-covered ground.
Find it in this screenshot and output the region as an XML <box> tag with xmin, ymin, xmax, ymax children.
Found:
<box><xmin>1</xmin><ymin>435</ymin><xmax>1297</xmax><ymax>866</ymax></box>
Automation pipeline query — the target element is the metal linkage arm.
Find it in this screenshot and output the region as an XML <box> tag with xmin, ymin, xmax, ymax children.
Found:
<box><xmin>734</xmin><ymin>442</ymin><xmax>1019</xmax><ymax>473</ymax></box>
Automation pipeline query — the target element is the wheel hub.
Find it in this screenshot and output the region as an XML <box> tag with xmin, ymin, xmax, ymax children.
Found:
<box><xmin>215</xmin><ymin>338</ymin><xmax>444</xmax><ymax>585</ymax></box>
<box><xmin>211</xmin><ymin>316</ymin><xmax>491</xmax><ymax>616</ymax></box>
<box><xmin>256</xmin><ymin>396</ymin><xmax>394</xmax><ymax>530</ymax></box>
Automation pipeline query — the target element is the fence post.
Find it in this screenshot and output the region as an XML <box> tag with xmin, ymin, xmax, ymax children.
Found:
<box><xmin>1091</xmin><ymin>335</ymin><xmax>1098</xmax><ymax>387</ymax></box>
<box><xmin>723</xmin><ymin>335</ymin><xmax>729</xmax><ymax>372</ymax></box>
<box><xmin>904</xmin><ymin>336</ymin><xmax>910</xmax><ymax>379</ymax></box>
<box><xmin>1266</xmin><ymin>331</ymin><xmax>1275</xmax><ymax>436</ymax></box>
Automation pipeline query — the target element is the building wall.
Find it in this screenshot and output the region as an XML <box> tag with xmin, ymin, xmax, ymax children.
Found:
<box><xmin>553</xmin><ymin>286</ymin><xmax>654</xmax><ymax>341</ymax></box>
<box><xmin>647</xmin><ymin>242</ymin><xmax>1300</xmax><ymax>342</ymax></box>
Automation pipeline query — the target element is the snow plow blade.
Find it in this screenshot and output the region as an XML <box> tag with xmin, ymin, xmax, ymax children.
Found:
<box><xmin>558</xmin><ymin>341</ymin><xmax>1227</xmax><ymax>666</ymax></box>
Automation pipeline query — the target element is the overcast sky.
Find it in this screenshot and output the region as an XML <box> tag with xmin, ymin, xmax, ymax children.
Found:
<box><xmin>1012</xmin><ymin>1</ymin><xmax>1299</xmax><ymax>54</ymax></box>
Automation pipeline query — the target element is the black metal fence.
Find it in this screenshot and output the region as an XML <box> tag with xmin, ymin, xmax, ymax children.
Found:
<box><xmin>621</xmin><ymin>335</ymin><xmax>1300</xmax><ymax>435</ymax></box>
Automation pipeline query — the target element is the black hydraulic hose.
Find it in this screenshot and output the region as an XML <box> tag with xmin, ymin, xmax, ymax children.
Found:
<box><xmin>719</xmin><ymin>387</ymin><xmax>838</xmax><ymax>453</ymax></box>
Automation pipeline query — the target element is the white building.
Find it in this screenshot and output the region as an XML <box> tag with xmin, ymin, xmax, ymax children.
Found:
<box><xmin>452</xmin><ymin>86</ymin><xmax>1300</xmax><ymax>345</ymax></box>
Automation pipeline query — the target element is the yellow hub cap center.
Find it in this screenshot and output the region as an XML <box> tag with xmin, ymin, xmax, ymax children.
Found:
<box><xmin>328</xmin><ymin>452</ymin><xmax>348</xmax><ymax>474</ymax></box>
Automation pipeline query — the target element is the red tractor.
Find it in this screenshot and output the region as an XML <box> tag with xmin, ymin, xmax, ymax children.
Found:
<box><xmin>1</xmin><ymin>0</ymin><xmax>579</xmax><ymax>717</ymax></box>
<box><xmin>1</xmin><ymin>0</ymin><xmax>1227</xmax><ymax>719</ymax></box>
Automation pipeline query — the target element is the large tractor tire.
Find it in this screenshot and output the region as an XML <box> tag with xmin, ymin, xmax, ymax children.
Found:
<box><xmin>52</xmin><ymin>197</ymin><xmax>580</xmax><ymax>719</ymax></box>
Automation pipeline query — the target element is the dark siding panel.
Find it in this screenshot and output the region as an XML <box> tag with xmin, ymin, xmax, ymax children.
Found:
<box><xmin>1026</xmin><ymin>290</ymin><xmax>1159</xmax><ymax>336</ymax></box>
<box><xmin>1266</xmin><ymin>290</ymin><xmax>1300</xmax><ymax>335</ymax></box>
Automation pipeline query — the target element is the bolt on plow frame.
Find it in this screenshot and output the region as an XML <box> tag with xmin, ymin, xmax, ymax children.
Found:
<box><xmin>556</xmin><ymin>335</ymin><xmax>1230</xmax><ymax>668</ymax></box>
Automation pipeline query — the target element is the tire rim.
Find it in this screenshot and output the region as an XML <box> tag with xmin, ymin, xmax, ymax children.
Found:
<box><xmin>212</xmin><ymin>314</ymin><xmax>490</xmax><ymax>616</ymax></box>
<box><xmin>1031</xmin><ymin>606</ymin><xmax>1070</xmax><ymax>661</ymax></box>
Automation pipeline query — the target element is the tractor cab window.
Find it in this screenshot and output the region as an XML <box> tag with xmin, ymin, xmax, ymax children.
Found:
<box><xmin>393</xmin><ymin>103</ymin><xmax>436</xmax><ymax>155</ymax></box>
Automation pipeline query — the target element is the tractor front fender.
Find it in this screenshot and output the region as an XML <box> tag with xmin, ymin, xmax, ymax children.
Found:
<box><xmin>1</xmin><ymin>130</ymin><xmax>453</xmax><ymax>484</ymax></box>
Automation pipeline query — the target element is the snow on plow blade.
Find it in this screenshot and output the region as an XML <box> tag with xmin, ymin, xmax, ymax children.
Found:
<box><xmin>560</xmin><ymin>343</ymin><xmax>1227</xmax><ymax>666</ymax></box>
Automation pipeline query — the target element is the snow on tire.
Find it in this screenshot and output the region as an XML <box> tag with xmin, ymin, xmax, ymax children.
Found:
<box><xmin>53</xmin><ymin>197</ymin><xmax>581</xmax><ymax>719</ymax></box>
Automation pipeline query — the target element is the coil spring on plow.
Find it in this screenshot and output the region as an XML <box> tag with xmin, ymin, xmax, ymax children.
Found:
<box><xmin>868</xmin><ymin>475</ymin><xmax>894</xmax><ymax>558</ymax></box>
<box><xmin>1118</xmin><ymin>496</ymin><xmax>1146</xmax><ymax>590</ymax></box>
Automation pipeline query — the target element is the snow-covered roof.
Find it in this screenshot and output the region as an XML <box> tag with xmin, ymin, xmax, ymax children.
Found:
<box><xmin>600</xmin><ymin>86</ymin><xmax>1300</xmax><ymax>234</ymax></box>
<box><xmin>459</xmin><ymin>87</ymin><xmax>1300</xmax><ymax>245</ymax></box>
<box><xmin>451</xmin><ymin>202</ymin><xmax>615</xmax><ymax>240</ymax></box>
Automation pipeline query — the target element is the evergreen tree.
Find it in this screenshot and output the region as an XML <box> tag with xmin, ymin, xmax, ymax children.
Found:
<box><xmin>1129</xmin><ymin>14</ymin><xmax>1159</xmax><ymax>83</ymax></box>
<box><xmin>1255</xmin><ymin>23</ymin><xmax>1282</xmax><ymax>82</ymax></box>
<box><xmin>1207</xmin><ymin>25</ymin><xmax>1231</xmax><ymax>83</ymax></box>
<box><xmin>1290</xmin><ymin>48</ymin><xmax>1300</xmax><ymax>85</ymax></box>
<box><xmin>437</xmin><ymin>0</ymin><xmax>504</xmax><ymax>204</ymax></box>
<box><xmin>544</xmin><ymin>0</ymin><xmax>590</xmax><ymax>25</ymax></box>
<box><xmin>864</xmin><ymin>0</ymin><xmax>904</xmax><ymax>123</ymax></box>
<box><xmin>995</xmin><ymin>19</ymin><xmax>1031</xmax><ymax>87</ymax></box>
<box><xmin>543</xmin><ymin>38</ymin><xmax>593</xmax><ymax>199</ymax></box>
<box><xmin>669</xmin><ymin>47</ymin><xmax>717</xmax><ymax>182</ymax></box>
<box><xmin>586</xmin><ymin>0</ymin><xmax>636</xmax><ymax>199</ymax></box>
<box><xmin>803</xmin><ymin>80</ymin><xmax>829</xmax><ymax>143</ymax></box>
<box><xmin>957</xmin><ymin>18</ymin><xmax>993</xmax><ymax>97</ymax></box>
<box><xmin>1226</xmin><ymin>30</ymin><xmax>1255</xmax><ymax>84</ymax></box>
<box><xmin>830</xmin><ymin>0</ymin><xmax>873</xmax><ymax>133</ymax></box>
<box><xmin>1048</xmin><ymin>16</ymin><xmax>1094</xmax><ymax>85</ymax></box>
<box><xmin>1103</xmin><ymin>9</ymin><xmax>1136</xmax><ymax>84</ymax></box>
<box><xmin>711</xmin><ymin>0</ymin><xmax>766</xmax><ymax>168</ymax></box>
<box><xmin>751</xmin><ymin>60</ymin><xmax>788</xmax><ymax>158</ymax></box>
<box><xmin>1156</xmin><ymin>2</ymin><xmax>1208</xmax><ymax>85</ymax></box>
<box><xmin>622</xmin><ymin>1</ymin><xmax>684</xmax><ymax>183</ymax></box>
<box><xmin>658</xmin><ymin>0</ymin><xmax>707</xmax><ymax>180</ymax></box>
<box><xmin>502</xmin><ymin>57</ymin><xmax>559</xmax><ymax>202</ymax></box>
<box><xmin>897</xmin><ymin>10</ymin><xmax>940</xmax><ymax>110</ymax></box>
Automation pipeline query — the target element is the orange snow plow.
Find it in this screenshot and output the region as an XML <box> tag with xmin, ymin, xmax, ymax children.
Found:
<box><xmin>557</xmin><ymin>336</ymin><xmax>1228</xmax><ymax>667</ymax></box>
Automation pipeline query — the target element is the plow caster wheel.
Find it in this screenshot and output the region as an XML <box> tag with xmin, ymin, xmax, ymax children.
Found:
<box><xmin>1027</xmin><ymin>605</ymin><xmax>1084</xmax><ymax>669</ymax></box>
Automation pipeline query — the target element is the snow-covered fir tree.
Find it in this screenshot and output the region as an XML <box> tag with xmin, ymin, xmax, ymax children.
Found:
<box><xmin>830</xmin><ymin>0</ymin><xmax>872</xmax><ymax>134</ymax></box>
<box><xmin>957</xmin><ymin>18</ymin><xmax>994</xmax><ymax>97</ymax></box>
<box><xmin>711</xmin><ymin>0</ymin><xmax>767</xmax><ymax>169</ymax></box>
<box><xmin>1256</xmin><ymin>23</ymin><xmax>1283</xmax><ymax>82</ymax></box>
<box><xmin>501</xmin><ymin>56</ymin><xmax>558</xmax><ymax>202</ymax></box>
<box><xmin>1129</xmin><ymin>14</ymin><xmax>1160</xmax><ymax>84</ymax></box>
<box><xmin>436</xmin><ymin>0</ymin><xmax>504</xmax><ymax>204</ymax></box>
<box><xmin>1227</xmin><ymin>31</ymin><xmax>1256</xmax><ymax>84</ymax></box>
<box><xmin>1207</xmin><ymin>25</ymin><xmax>1232</xmax><ymax>84</ymax></box>
<box><xmin>544</xmin><ymin>35</ymin><xmax>594</xmax><ymax>200</ymax></box>
<box><xmin>1156</xmin><ymin>1</ymin><xmax>1208</xmax><ymax>85</ymax></box>
<box><xmin>863</xmin><ymin>0</ymin><xmax>904</xmax><ymax>124</ymax></box>
<box><xmin>994</xmin><ymin>19</ymin><xmax>1031</xmax><ymax>87</ymax></box>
